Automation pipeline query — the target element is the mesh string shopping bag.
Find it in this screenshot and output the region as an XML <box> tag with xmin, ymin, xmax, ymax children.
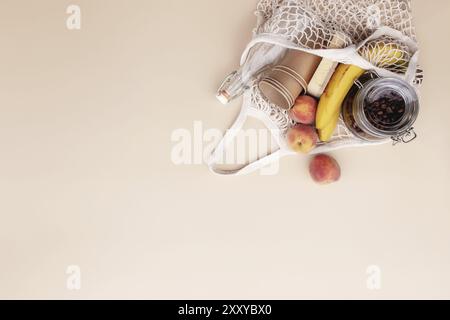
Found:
<box><xmin>209</xmin><ymin>0</ymin><xmax>422</xmax><ymax>176</ymax></box>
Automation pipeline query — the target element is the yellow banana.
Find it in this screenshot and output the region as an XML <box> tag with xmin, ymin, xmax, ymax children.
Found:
<box><xmin>316</xmin><ymin>64</ymin><xmax>365</xmax><ymax>130</ymax></box>
<box><xmin>318</xmin><ymin>112</ymin><xmax>340</xmax><ymax>142</ymax></box>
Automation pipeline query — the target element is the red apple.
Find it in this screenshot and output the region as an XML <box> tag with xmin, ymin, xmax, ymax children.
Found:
<box><xmin>289</xmin><ymin>95</ymin><xmax>318</xmax><ymax>125</ymax></box>
<box><xmin>309</xmin><ymin>154</ymin><xmax>341</xmax><ymax>185</ymax></box>
<box><xmin>286</xmin><ymin>124</ymin><xmax>318</xmax><ymax>154</ymax></box>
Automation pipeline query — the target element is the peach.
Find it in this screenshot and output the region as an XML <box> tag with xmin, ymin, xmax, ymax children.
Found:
<box><xmin>286</xmin><ymin>124</ymin><xmax>318</xmax><ymax>154</ymax></box>
<box><xmin>289</xmin><ymin>95</ymin><xmax>318</xmax><ymax>125</ymax></box>
<box><xmin>309</xmin><ymin>154</ymin><xmax>341</xmax><ymax>185</ymax></box>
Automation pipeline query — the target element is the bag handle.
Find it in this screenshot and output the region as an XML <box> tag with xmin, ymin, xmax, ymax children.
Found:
<box><xmin>208</xmin><ymin>104</ymin><xmax>294</xmax><ymax>176</ymax></box>
<box><xmin>241</xmin><ymin>26</ymin><xmax>420</xmax><ymax>85</ymax></box>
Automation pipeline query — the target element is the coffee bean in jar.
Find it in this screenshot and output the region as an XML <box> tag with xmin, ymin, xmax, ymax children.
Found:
<box><xmin>342</xmin><ymin>77</ymin><xmax>419</xmax><ymax>142</ymax></box>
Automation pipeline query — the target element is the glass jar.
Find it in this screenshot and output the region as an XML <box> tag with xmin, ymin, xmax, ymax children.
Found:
<box><xmin>343</xmin><ymin>76</ymin><xmax>419</xmax><ymax>143</ymax></box>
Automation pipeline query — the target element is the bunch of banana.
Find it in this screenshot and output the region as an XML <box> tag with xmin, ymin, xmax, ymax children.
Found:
<box><xmin>316</xmin><ymin>64</ymin><xmax>365</xmax><ymax>141</ymax></box>
<box><xmin>315</xmin><ymin>42</ymin><xmax>408</xmax><ymax>142</ymax></box>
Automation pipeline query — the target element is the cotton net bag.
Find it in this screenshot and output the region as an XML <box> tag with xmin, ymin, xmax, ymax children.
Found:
<box><xmin>209</xmin><ymin>0</ymin><xmax>422</xmax><ymax>175</ymax></box>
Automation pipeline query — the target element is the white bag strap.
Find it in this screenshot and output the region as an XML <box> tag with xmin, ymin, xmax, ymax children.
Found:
<box><xmin>208</xmin><ymin>105</ymin><xmax>294</xmax><ymax>176</ymax></box>
<box><xmin>241</xmin><ymin>26</ymin><xmax>420</xmax><ymax>85</ymax></box>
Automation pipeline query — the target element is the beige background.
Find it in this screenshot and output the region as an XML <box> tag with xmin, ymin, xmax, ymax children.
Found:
<box><xmin>0</xmin><ymin>0</ymin><xmax>449</xmax><ymax>299</ymax></box>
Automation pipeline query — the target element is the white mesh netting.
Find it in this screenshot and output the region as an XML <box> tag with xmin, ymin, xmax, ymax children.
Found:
<box><xmin>256</xmin><ymin>0</ymin><xmax>416</xmax><ymax>43</ymax></box>
<box><xmin>239</xmin><ymin>0</ymin><xmax>422</xmax><ymax>153</ymax></box>
<box><xmin>248</xmin><ymin>84</ymin><xmax>367</xmax><ymax>153</ymax></box>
